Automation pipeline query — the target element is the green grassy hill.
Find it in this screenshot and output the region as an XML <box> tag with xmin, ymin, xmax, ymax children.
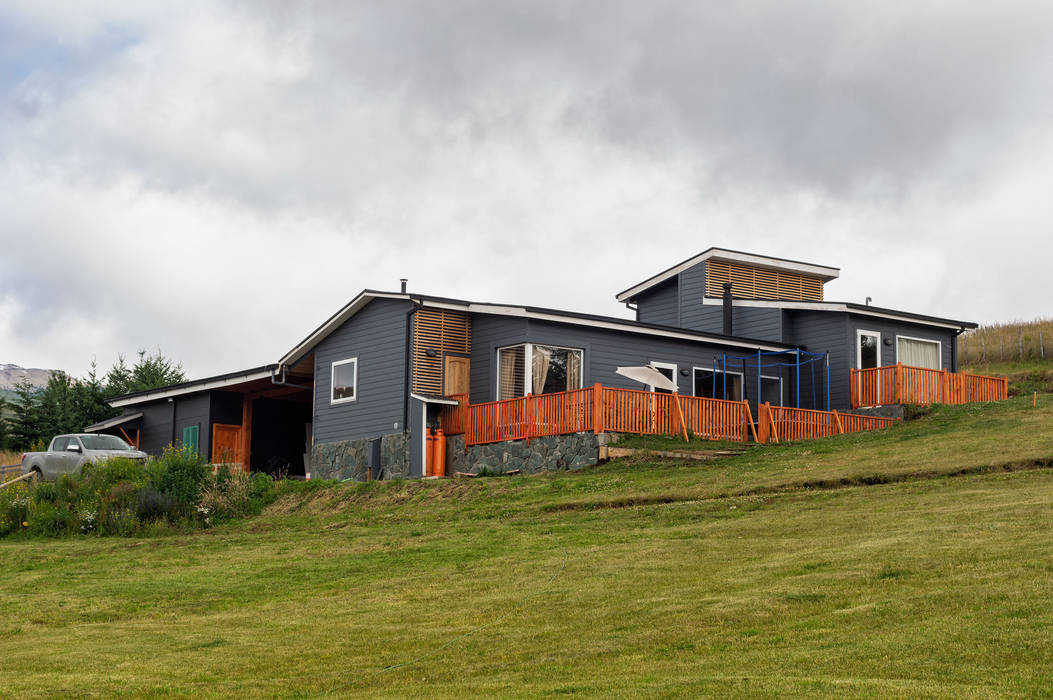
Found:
<box><xmin>2</xmin><ymin>396</ymin><xmax>1053</xmax><ymax>697</ymax></box>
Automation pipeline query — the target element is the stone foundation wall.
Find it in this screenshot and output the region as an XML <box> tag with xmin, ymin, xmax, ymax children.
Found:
<box><xmin>446</xmin><ymin>432</ymin><xmax>603</xmax><ymax>475</ymax></box>
<box><xmin>311</xmin><ymin>431</ymin><xmax>410</xmax><ymax>481</ymax></box>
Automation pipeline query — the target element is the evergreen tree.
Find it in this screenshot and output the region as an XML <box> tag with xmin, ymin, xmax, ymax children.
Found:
<box><xmin>0</xmin><ymin>395</ymin><xmax>10</xmax><ymax>449</ymax></box>
<box><xmin>11</xmin><ymin>376</ymin><xmax>42</xmax><ymax>449</ymax></box>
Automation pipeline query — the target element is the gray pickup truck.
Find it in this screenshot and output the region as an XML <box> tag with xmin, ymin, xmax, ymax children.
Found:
<box><xmin>21</xmin><ymin>434</ymin><xmax>148</xmax><ymax>483</ymax></box>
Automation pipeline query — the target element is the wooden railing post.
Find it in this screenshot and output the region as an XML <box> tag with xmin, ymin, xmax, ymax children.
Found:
<box><xmin>833</xmin><ymin>409</ymin><xmax>844</xmax><ymax>435</ymax></box>
<box><xmin>745</xmin><ymin>401</ymin><xmax>758</xmax><ymax>443</ymax></box>
<box><xmin>895</xmin><ymin>362</ymin><xmax>904</xmax><ymax>405</ymax></box>
<box><xmin>592</xmin><ymin>383</ymin><xmax>604</xmax><ymax>434</ymax></box>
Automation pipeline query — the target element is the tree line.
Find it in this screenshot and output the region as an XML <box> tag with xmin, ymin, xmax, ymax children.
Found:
<box><xmin>0</xmin><ymin>351</ymin><xmax>186</xmax><ymax>451</ymax></box>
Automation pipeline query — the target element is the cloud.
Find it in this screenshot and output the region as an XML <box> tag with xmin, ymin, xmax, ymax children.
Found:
<box><xmin>0</xmin><ymin>1</ymin><xmax>1050</xmax><ymax>378</ymax></box>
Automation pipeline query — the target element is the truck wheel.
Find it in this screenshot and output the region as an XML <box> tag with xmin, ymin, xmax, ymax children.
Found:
<box><xmin>28</xmin><ymin>470</ymin><xmax>41</xmax><ymax>486</ymax></box>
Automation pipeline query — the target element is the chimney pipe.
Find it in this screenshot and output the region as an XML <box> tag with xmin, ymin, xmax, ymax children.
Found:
<box><xmin>400</xmin><ymin>278</ymin><xmax>408</xmax><ymax>293</ymax></box>
<box><xmin>722</xmin><ymin>282</ymin><xmax>733</xmax><ymax>336</ymax></box>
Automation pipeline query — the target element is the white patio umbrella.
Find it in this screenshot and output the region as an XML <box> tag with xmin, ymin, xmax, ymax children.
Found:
<box><xmin>614</xmin><ymin>365</ymin><xmax>689</xmax><ymax>442</ymax></box>
<box><xmin>615</xmin><ymin>365</ymin><xmax>678</xmax><ymax>392</ymax></box>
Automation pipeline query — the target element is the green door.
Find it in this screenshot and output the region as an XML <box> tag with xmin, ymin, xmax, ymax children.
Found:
<box><xmin>182</xmin><ymin>425</ymin><xmax>200</xmax><ymax>456</ymax></box>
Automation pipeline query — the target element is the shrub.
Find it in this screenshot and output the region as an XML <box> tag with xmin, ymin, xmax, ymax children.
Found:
<box><xmin>135</xmin><ymin>487</ymin><xmax>175</xmax><ymax>521</ymax></box>
<box><xmin>198</xmin><ymin>467</ymin><xmax>275</xmax><ymax>520</ymax></box>
<box><xmin>148</xmin><ymin>446</ymin><xmax>209</xmax><ymax>515</ymax></box>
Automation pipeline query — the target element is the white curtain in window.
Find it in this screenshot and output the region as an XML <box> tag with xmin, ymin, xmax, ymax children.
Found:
<box><xmin>897</xmin><ymin>338</ymin><xmax>940</xmax><ymax>369</ymax></box>
<box><xmin>532</xmin><ymin>345</ymin><xmax>552</xmax><ymax>394</ymax></box>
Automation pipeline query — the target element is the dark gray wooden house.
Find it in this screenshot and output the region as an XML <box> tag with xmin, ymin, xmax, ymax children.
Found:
<box><xmin>96</xmin><ymin>248</ymin><xmax>975</xmax><ymax>480</ymax></box>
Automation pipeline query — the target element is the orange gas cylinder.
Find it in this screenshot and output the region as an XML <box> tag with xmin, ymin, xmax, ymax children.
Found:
<box><xmin>432</xmin><ymin>428</ymin><xmax>447</xmax><ymax>477</ymax></box>
<box><xmin>425</xmin><ymin>429</ymin><xmax>436</xmax><ymax>477</ymax></box>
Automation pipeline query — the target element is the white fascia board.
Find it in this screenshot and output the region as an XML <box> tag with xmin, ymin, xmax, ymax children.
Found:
<box><xmin>279</xmin><ymin>291</ymin><xmax>410</xmax><ymax>366</ymax></box>
<box><xmin>109</xmin><ymin>370</ymin><xmax>275</xmax><ymax>407</ymax></box>
<box><xmin>615</xmin><ymin>248</ymin><xmax>839</xmax><ymax>302</ymax></box>
<box><xmin>465</xmin><ymin>304</ymin><xmax>789</xmax><ymax>352</ymax></box>
<box><xmin>84</xmin><ymin>411</ymin><xmax>144</xmax><ymax>431</ymax></box>
<box><xmin>702</xmin><ymin>297</ymin><xmax>965</xmax><ymax>330</ymax></box>
<box><xmin>705</xmin><ymin>249</ymin><xmax>839</xmax><ymax>280</ymax></box>
<box><xmin>410</xmin><ymin>393</ymin><xmax>459</xmax><ymax>406</ymax></box>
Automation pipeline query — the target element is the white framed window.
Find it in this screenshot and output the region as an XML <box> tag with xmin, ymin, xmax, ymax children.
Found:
<box><xmin>896</xmin><ymin>335</ymin><xmax>941</xmax><ymax>370</ymax></box>
<box><xmin>856</xmin><ymin>330</ymin><xmax>881</xmax><ymax>369</ymax></box>
<box><xmin>648</xmin><ymin>361</ymin><xmax>677</xmax><ymax>394</ymax></box>
<box><xmin>760</xmin><ymin>375</ymin><xmax>782</xmax><ymax>405</ymax></box>
<box><xmin>331</xmin><ymin>357</ymin><xmax>358</xmax><ymax>404</ymax></box>
<box><xmin>496</xmin><ymin>343</ymin><xmax>583</xmax><ymax>400</ymax></box>
<box><xmin>692</xmin><ymin>367</ymin><xmax>745</xmax><ymax>401</ymax></box>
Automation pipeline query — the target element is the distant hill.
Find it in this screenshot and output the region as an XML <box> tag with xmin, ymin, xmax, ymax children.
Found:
<box><xmin>0</xmin><ymin>364</ymin><xmax>56</xmax><ymax>392</ymax></box>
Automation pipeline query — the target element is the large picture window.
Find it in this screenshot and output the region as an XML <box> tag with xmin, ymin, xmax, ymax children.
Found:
<box><xmin>693</xmin><ymin>368</ymin><xmax>744</xmax><ymax>401</ymax></box>
<box><xmin>497</xmin><ymin>343</ymin><xmax>583</xmax><ymax>399</ymax></box>
<box><xmin>896</xmin><ymin>336</ymin><xmax>941</xmax><ymax>370</ymax></box>
<box><xmin>331</xmin><ymin>357</ymin><xmax>358</xmax><ymax>404</ymax></box>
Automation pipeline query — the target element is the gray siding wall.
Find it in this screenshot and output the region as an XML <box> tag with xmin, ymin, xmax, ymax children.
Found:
<box><xmin>783</xmin><ymin>310</ymin><xmax>958</xmax><ymax>409</ymax></box>
<box><xmin>469</xmin><ymin>314</ymin><xmax>801</xmax><ymax>404</ymax></box>
<box><xmin>678</xmin><ymin>304</ymin><xmax>783</xmax><ymax>342</ymax></box>
<box><xmin>635</xmin><ymin>279</ymin><xmax>679</xmax><ymax>326</ymax></box>
<box><xmin>174</xmin><ymin>393</ymin><xmax>210</xmax><ymax>460</ymax></box>
<box><xmin>313</xmin><ymin>297</ymin><xmax>411</xmax><ymax>444</ymax></box>
<box><xmin>677</xmin><ymin>262</ymin><xmax>707</xmax><ymax>329</ymax></box>
<box><xmin>137</xmin><ymin>400</ymin><xmax>178</xmax><ymax>457</ymax></box>
<box><xmin>845</xmin><ymin>315</ymin><xmax>956</xmax><ymax>371</ymax></box>
<box><xmin>783</xmin><ymin>310</ymin><xmax>848</xmax><ymax>409</ymax></box>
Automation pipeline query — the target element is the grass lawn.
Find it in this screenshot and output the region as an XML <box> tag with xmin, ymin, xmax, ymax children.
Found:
<box><xmin>1</xmin><ymin>396</ymin><xmax>1052</xmax><ymax>697</ymax></box>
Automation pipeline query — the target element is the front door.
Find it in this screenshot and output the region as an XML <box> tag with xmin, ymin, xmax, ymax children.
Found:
<box><xmin>857</xmin><ymin>330</ymin><xmax>882</xmax><ymax>405</ymax></box>
<box><xmin>444</xmin><ymin>356</ymin><xmax>470</xmax><ymax>396</ymax></box>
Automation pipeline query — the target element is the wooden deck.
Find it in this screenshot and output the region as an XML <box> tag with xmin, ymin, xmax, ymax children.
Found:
<box><xmin>851</xmin><ymin>363</ymin><xmax>1007</xmax><ymax>408</ymax></box>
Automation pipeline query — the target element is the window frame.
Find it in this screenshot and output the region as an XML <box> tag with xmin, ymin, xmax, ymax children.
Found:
<box><xmin>495</xmin><ymin>342</ymin><xmax>584</xmax><ymax>399</ymax></box>
<box><xmin>856</xmin><ymin>329</ymin><xmax>881</xmax><ymax>369</ymax></box>
<box><xmin>895</xmin><ymin>334</ymin><xmax>942</xmax><ymax>370</ymax></box>
<box><xmin>330</xmin><ymin>357</ymin><xmax>359</xmax><ymax>405</ymax></box>
<box><xmin>692</xmin><ymin>366</ymin><xmax>746</xmax><ymax>401</ymax></box>
<box><xmin>648</xmin><ymin>361</ymin><xmax>678</xmax><ymax>393</ymax></box>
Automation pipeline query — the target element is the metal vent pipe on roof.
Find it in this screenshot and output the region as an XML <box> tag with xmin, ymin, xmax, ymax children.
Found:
<box><xmin>723</xmin><ymin>282</ymin><xmax>733</xmax><ymax>336</ymax></box>
<box><xmin>400</xmin><ymin>278</ymin><xmax>408</xmax><ymax>293</ymax></box>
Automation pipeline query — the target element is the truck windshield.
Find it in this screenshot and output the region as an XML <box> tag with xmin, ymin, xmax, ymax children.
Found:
<box><xmin>79</xmin><ymin>435</ymin><xmax>133</xmax><ymax>451</ymax></box>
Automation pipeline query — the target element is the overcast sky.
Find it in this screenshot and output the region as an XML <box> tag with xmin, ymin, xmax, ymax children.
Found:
<box><xmin>1</xmin><ymin>1</ymin><xmax>1051</xmax><ymax>378</ymax></box>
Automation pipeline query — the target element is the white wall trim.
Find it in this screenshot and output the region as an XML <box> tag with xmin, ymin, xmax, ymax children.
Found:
<box><xmin>701</xmin><ymin>296</ymin><xmax>965</xmax><ymax>330</ymax></box>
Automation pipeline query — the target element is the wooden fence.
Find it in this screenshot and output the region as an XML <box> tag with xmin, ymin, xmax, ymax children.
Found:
<box><xmin>850</xmin><ymin>363</ymin><xmax>1008</xmax><ymax>408</ymax></box>
<box><xmin>439</xmin><ymin>384</ymin><xmax>898</xmax><ymax>447</ymax></box>
<box><xmin>757</xmin><ymin>403</ymin><xmax>897</xmax><ymax>443</ymax></box>
<box><xmin>441</xmin><ymin>384</ymin><xmax>754</xmax><ymax>446</ymax></box>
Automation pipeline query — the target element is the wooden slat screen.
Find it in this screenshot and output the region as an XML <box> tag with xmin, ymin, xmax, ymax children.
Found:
<box><xmin>412</xmin><ymin>309</ymin><xmax>471</xmax><ymax>394</ymax></box>
<box><xmin>705</xmin><ymin>260</ymin><xmax>824</xmax><ymax>301</ymax></box>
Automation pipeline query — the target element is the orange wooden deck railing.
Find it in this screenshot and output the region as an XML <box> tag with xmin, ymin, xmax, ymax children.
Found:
<box><xmin>850</xmin><ymin>363</ymin><xmax>1008</xmax><ymax>408</ymax></box>
<box><xmin>441</xmin><ymin>384</ymin><xmax>754</xmax><ymax>446</ymax></box>
<box><xmin>756</xmin><ymin>403</ymin><xmax>897</xmax><ymax>443</ymax></box>
<box><xmin>438</xmin><ymin>394</ymin><xmax>469</xmax><ymax>436</ymax></box>
<box><xmin>441</xmin><ymin>384</ymin><xmax>901</xmax><ymax>447</ymax></box>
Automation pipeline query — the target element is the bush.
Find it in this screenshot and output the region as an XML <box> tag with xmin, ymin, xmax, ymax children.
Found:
<box><xmin>148</xmin><ymin>446</ymin><xmax>209</xmax><ymax>516</ymax></box>
<box><xmin>0</xmin><ymin>446</ymin><xmax>278</xmax><ymax>539</ymax></box>
<box><xmin>198</xmin><ymin>467</ymin><xmax>275</xmax><ymax>521</ymax></box>
<box><xmin>135</xmin><ymin>487</ymin><xmax>175</xmax><ymax>521</ymax></box>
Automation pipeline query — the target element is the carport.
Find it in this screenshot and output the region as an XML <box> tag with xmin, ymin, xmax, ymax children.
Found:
<box><xmin>104</xmin><ymin>361</ymin><xmax>316</xmax><ymax>477</ymax></box>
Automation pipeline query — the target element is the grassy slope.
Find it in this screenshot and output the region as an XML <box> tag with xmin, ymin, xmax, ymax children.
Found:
<box><xmin>1</xmin><ymin>396</ymin><xmax>1052</xmax><ymax>697</ymax></box>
